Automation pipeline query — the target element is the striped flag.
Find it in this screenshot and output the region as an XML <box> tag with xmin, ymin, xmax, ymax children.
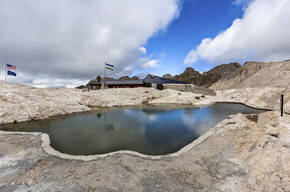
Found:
<box><xmin>7</xmin><ymin>70</ymin><xmax>17</xmax><ymax>76</ymax></box>
<box><xmin>7</xmin><ymin>64</ymin><xmax>16</xmax><ymax>70</ymax></box>
<box><xmin>105</xmin><ymin>63</ymin><xmax>114</xmax><ymax>71</ymax></box>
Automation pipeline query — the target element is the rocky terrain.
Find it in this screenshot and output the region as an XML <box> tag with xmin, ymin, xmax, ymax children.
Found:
<box><xmin>0</xmin><ymin>81</ymin><xmax>289</xmax><ymax>125</ymax></box>
<box><xmin>163</xmin><ymin>62</ymin><xmax>241</xmax><ymax>87</ymax></box>
<box><xmin>210</xmin><ymin>60</ymin><xmax>290</xmax><ymax>90</ymax></box>
<box><xmin>0</xmin><ymin>111</ymin><xmax>289</xmax><ymax>191</ymax></box>
<box><xmin>196</xmin><ymin>62</ymin><xmax>241</xmax><ymax>87</ymax></box>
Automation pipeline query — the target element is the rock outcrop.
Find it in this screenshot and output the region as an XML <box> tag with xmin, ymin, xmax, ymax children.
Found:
<box><xmin>173</xmin><ymin>67</ymin><xmax>201</xmax><ymax>84</ymax></box>
<box><xmin>162</xmin><ymin>74</ymin><xmax>174</xmax><ymax>80</ymax></box>
<box><xmin>195</xmin><ymin>62</ymin><xmax>241</xmax><ymax>87</ymax></box>
<box><xmin>167</xmin><ymin>62</ymin><xmax>241</xmax><ymax>88</ymax></box>
<box><xmin>210</xmin><ymin>60</ymin><xmax>290</xmax><ymax>90</ymax></box>
<box><xmin>118</xmin><ymin>76</ymin><xmax>139</xmax><ymax>80</ymax></box>
<box><xmin>206</xmin><ymin>62</ymin><xmax>241</xmax><ymax>79</ymax></box>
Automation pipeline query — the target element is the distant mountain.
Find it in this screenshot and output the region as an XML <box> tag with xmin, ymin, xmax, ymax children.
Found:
<box><xmin>161</xmin><ymin>74</ymin><xmax>174</xmax><ymax>80</ymax></box>
<box><xmin>118</xmin><ymin>76</ymin><xmax>139</xmax><ymax>80</ymax></box>
<box><xmin>173</xmin><ymin>67</ymin><xmax>201</xmax><ymax>85</ymax></box>
<box><xmin>206</xmin><ymin>62</ymin><xmax>241</xmax><ymax>79</ymax></box>
<box><xmin>103</xmin><ymin>77</ymin><xmax>116</xmax><ymax>81</ymax></box>
<box><xmin>196</xmin><ymin>62</ymin><xmax>241</xmax><ymax>87</ymax></box>
<box><xmin>164</xmin><ymin>62</ymin><xmax>241</xmax><ymax>88</ymax></box>
<box><xmin>84</xmin><ymin>62</ymin><xmax>243</xmax><ymax>89</ymax></box>
<box><xmin>210</xmin><ymin>60</ymin><xmax>290</xmax><ymax>90</ymax></box>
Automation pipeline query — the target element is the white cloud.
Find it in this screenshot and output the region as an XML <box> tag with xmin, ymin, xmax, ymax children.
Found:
<box><xmin>0</xmin><ymin>0</ymin><xmax>180</xmax><ymax>87</ymax></box>
<box><xmin>139</xmin><ymin>47</ymin><xmax>147</xmax><ymax>55</ymax></box>
<box><xmin>0</xmin><ymin>69</ymin><xmax>88</xmax><ymax>88</ymax></box>
<box><xmin>138</xmin><ymin>52</ymin><xmax>165</xmax><ymax>69</ymax></box>
<box><xmin>140</xmin><ymin>59</ymin><xmax>161</xmax><ymax>69</ymax></box>
<box><xmin>184</xmin><ymin>0</ymin><xmax>290</xmax><ymax>65</ymax></box>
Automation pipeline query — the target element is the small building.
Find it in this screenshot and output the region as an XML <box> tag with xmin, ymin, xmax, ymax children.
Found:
<box><xmin>104</xmin><ymin>79</ymin><xmax>145</xmax><ymax>88</ymax></box>
<box><xmin>87</xmin><ymin>74</ymin><xmax>187</xmax><ymax>90</ymax></box>
<box><xmin>88</xmin><ymin>79</ymin><xmax>146</xmax><ymax>89</ymax></box>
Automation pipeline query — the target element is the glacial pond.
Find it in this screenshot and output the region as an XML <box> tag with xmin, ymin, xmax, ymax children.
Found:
<box><xmin>0</xmin><ymin>103</ymin><xmax>267</xmax><ymax>155</ymax></box>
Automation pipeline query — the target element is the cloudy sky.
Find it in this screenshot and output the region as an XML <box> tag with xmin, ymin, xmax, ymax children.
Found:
<box><xmin>0</xmin><ymin>0</ymin><xmax>289</xmax><ymax>87</ymax></box>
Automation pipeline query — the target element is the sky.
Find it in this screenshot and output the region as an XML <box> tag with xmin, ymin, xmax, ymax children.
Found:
<box><xmin>0</xmin><ymin>0</ymin><xmax>290</xmax><ymax>88</ymax></box>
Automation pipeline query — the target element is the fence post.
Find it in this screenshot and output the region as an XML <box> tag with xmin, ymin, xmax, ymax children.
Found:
<box><xmin>281</xmin><ymin>95</ymin><xmax>284</xmax><ymax>117</ymax></box>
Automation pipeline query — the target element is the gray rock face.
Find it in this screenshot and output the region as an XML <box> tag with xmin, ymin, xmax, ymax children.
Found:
<box><xmin>195</xmin><ymin>72</ymin><xmax>221</xmax><ymax>87</ymax></box>
<box><xmin>162</xmin><ymin>74</ymin><xmax>174</xmax><ymax>80</ymax></box>
<box><xmin>207</xmin><ymin>62</ymin><xmax>241</xmax><ymax>79</ymax></box>
<box><xmin>167</xmin><ymin>63</ymin><xmax>241</xmax><ymax>88</ymax></box>
<box><xmin>196</xmin><ymin>62</ymin><xmax>241</xmax><ymax>87</ymax></box>
<box><xmin>173</xmin><ymin>67</ymin><xmax>201</xmax><ymax>84</ymax></box>
<box><xmin>210</xmin><ymin>60</ymin><xmax>290</xmax><ymax>90</ymax></box>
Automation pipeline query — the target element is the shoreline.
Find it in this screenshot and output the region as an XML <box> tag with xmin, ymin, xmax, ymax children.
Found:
<box><xmin>0</xmin><ymin>101</ymin><xmax>269</xmax><ymax>161</ymax></box>
<box><xmin>0</xmin><ymin>101</ymin><xmax>272</xmax><ymax>127</ymax></box>
<box><xmin>0</xmin><ymin>105</ymin><xmax>250</xmax><ymax>161</ymax></box>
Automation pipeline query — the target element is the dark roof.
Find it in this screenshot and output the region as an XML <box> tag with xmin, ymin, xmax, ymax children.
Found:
<box><xmin>90</xmin><ymin>79</ymin><xmax>144</xmax><ymax>85</ymax></box>
<box><xmin>88</xmin><ymin>74</ymin><xmax>187</xmax><ymax>85</ymax></box>
<box><xmin>143</xmin><ymin>74</ymin><xmax>187</xmax><ymax>84</ymax></box>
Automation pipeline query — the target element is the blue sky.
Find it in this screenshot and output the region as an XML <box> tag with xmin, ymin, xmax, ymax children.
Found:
<box><xmin>140</xmin><ymin>0</ymin><xmax>244</xmax><ymax>76</ymax></box>
<box><xmin>0</xmin><ymin>0</ymin><xmax>289</xmax><ymax>87</ymax></box>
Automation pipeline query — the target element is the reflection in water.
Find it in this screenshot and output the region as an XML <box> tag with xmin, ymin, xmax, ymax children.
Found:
<box><xmin>96</xmin><ymin>113</ymin><xmax>102</xmax><ymax>119</ymax></box>
<box><xmin>0</xmin><ymin>103</ymin><xmax>267</xmax><ymax>155</ymax></box>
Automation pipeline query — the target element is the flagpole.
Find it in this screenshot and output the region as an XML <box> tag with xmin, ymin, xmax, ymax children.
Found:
<box><xmin>4</xmin><ymin>61</ymin><xmax>7</xmax><ymax>82</ymax></box>
<box><xmin>105</xmin><ymin>63</ymin><xmax>106</xmax><ymax>88</ymax></box>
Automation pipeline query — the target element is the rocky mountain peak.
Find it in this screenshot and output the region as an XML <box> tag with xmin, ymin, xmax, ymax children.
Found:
<box><xmin>174</xmin><ymin>67</ymin><xmax>201</xmax><ymax>84</ymax></box>
<box><xmin>210</xmin><ymin>60</ymin><xmax>290</xmax><ymax>90</ymax></box>
<box><xmin>207</xmin><ymin>62</ymin><xmax>241</xmax><ymax>79</ymax></box>
<box><xmin>118</xmin><ymin>76</ymin><xmax>139</xmax><ymax>80</ymax></box>
<box><xmin>162</xmin><ymin>74</ymin><xmax>174</xmax><ymax>80</ymax></box>
<box><xmin>167</xmin><ymin>63</ymin><xmax>241</xmax><ymax>87</ymax></box>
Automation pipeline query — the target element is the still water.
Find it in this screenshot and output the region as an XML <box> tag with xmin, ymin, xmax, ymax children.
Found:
<box><xmin>0</xmin><ymin>103</ymin><xmax>266</xmax><ymax>155</ymax></box>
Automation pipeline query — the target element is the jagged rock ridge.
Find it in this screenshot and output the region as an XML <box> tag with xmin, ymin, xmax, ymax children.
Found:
<box><xmin>163</xmin><ymin>62</ymin><xmax>241</xmax><ymax>88</ymax></box>
<box><xmin>118</xmin><ymin>76</ymin><xmax>139</xmax><ymax>80</ymax></box>
<box><xmin>210</xmin><ymin>60</ymin><xmax>290</xmax><ymax>90</ymax></box>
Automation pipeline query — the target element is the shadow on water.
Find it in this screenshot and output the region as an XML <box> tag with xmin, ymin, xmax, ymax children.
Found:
<box><xmin>0</xmin><ymin>103</ymin><xmax>268</xmax><ymax>155</ymax></box>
